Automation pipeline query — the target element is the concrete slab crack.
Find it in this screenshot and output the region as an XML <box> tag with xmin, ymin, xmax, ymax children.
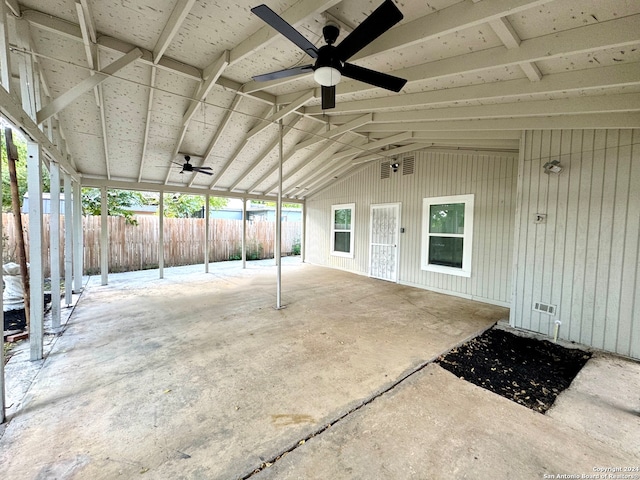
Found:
<box><xmin>240</xmin><ymin>322</ymin><xmax>496</xmax><ymax>479</ymax></box>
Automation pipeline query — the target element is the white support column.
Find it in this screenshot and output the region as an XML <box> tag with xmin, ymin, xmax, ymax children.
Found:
<box><xmin>49</xmin><ymin>161</ymin><xmax>61</xmax><ymax>329</ymax></box>
<box><xmin>100</xmin><ymin>186</ymin><xmax>108</xmax><ymax>285</ymax></box>
<box><xmin>0</xmin><ymin>132</ymin><xmax>5</xmax><ymax>423</ymax></box>
<box><xmin>159</xmin><ymin>192</ymin><xmax>164</xmax><ymax>279</ymax></box>
<box><xmin>72</xmin><ymin>180</ymin><xmax>83</xmax><ymax>293</ymax></box>
<box><xmin>275</xmin><ymin>120</ymin><xmax>283</xmax><ymax>309</ymax></box>
<box><xmin>204</xmin><ymin>193</ymin><xmax>210</xmax><ymax>273</ymax></box>
<box><xmin>0</xmin><ymin>0</ymin><xmax>12</xmax><ymax>92</ymax></box>
<box><xmin>63</xmin><ymin>172</ymin><xmax>73</xmax><ymax>306</ymax></box>
<box><xmin>27</xmin><ymin>141</ymin><xmax>44</xmax><ymax>361</ymax></box>
<box><xmin>301</xmin><ymin>203</ymin><xmax>306</xmax><ymax>263</ymax></box>
<box><xmin>242</xmin><ymin>198</ymin><xmax>247</xmax><ymax>269</ymax></box>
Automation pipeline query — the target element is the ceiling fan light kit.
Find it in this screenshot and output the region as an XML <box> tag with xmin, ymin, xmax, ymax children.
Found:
<box><xmin>251</xmin><ymin>0</ymin><xmax>407</xmax><ymax>109</ymax></box>
<box><xmin>314</xmin><ymin>66</ymin><xmax>341</xmax><ymax>87</ymax></box>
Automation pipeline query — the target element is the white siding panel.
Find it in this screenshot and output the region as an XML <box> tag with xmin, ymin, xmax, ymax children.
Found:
<box><xmin>305</xmin><ymin>149</ymin><xmax>518</xmax><ymax>306</ymax></box>
<box><xmin>512</xmin><ymin>129</ymin><xmax>640</xmax><ymax>359</ymax></box>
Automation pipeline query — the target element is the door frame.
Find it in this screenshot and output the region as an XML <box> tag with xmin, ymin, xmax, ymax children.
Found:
<box><xmin>369</xmin><ymin>202</ymin><xmax>402</xmax><ymax>282</ymax></box>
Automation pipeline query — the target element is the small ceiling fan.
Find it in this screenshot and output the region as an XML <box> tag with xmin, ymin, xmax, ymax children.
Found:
<box><xmin>171</xmin><ymin>155</ymin><xmax>213</xmax><ymax>176</ymax></box>
<box><xmin>251</xmin><ymin>0</ymin><xmax>407</xmax><ymax>109</ymax></box>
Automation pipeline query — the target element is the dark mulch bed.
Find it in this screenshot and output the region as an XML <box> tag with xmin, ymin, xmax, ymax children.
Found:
<box><xmin>3</xmin><ymin>308</ymin><xmax>27</xmax><ymax>331</ymax></box>
<box><xmin>436</xmin><ymin>327</ymin><xmax>591</xmax><ymax>413</ymax></box>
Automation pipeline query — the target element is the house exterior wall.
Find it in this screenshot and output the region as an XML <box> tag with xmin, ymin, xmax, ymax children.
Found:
<box><xmin>512</xmin><ymin>129</ymin><xmax>640</xmax><ymax>359</ymax></box>
<box><xmin>305</xmin><ymin>149</ymin><xmax>518</xmax><ymax>307</ymax></box>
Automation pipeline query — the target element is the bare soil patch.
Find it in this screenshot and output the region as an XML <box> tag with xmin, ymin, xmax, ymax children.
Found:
<box><xmin>436</xmin><ymin>327</ymin><xmax>591</xmax><ymax>413</ymax></box>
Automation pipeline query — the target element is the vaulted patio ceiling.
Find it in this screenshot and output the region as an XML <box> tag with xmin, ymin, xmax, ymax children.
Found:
<box><xmin>5</xmin><ymin>0</ymin><xmax>640</xmax><ymax>200</ymax></box>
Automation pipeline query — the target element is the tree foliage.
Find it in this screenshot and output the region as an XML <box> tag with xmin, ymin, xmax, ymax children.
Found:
<box><xmin>162</xmin><ymin>194</ymin><xmax>228</xmax><ymax>218</ymax></box>
<box><xmin>82</xmin><ymin>188</ymin><xmax>148</xmax><ymax>225</ymax></box>
<box><xmin>1</xmin><ymin>130</ymin><xmax>50</xmax><ymax>212</ymax></box>
<box><xmin>0</xmin><ymin>125</ymin><xmax>229</xmax><ymax>221</ymax></box>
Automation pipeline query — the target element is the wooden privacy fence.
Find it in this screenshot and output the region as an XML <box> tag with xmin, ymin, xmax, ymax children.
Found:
<box><xmin>2</xmin><ymin>214</ymin><xmax>301</xmax><ymax>276</ymax></box>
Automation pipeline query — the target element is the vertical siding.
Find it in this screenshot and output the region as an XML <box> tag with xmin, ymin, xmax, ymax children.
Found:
<box><xmin>305</xmin><ymin>149</ymin><xmax>518</xmax><ymax>306</ymax></box>
<box><xmin>512</xmin><ymin>129</ymin><xmax>640</xmax><ymax>359</ymax></box>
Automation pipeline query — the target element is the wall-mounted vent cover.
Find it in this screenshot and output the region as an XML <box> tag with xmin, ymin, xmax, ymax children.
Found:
<box><xmin>533</xmin><ymin>302</ymin><xmax>556</xmax><ymax>315</ymax></box>
<box><xmin>403</xmin><ymin>156</ymin><xmax>415</xmax><ymax>175</ymax></box>
<box><xmin>381</xmin><ymin>161</ymin><xmax>390</xmax><ymax>179</ymax></box>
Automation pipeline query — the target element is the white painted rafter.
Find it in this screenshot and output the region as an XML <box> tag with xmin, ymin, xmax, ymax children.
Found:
<box><xmin>294</xmin><ymin>113</ymin><xmax>372</xmax><ymax>151</ymax></box>
<box><xmin>356</xmin><ymin>113</ymin><xmax>640</xmax><ymax>132</ymax></box>
<box><xmin>36</xmin><ymin>48</ymin><xmax>142</xmax><ymax>124</ymax></box>
<box><xmin>75</xmin><ymin>0</ymin><xmax>97</xmax><ymax>69</ymax></box>
<box><xmin>138</xmin><ymin>67</ymin><xmax>157</xmax><ymax>183</ymax></box>
<box><xmin>332</xmin><ymin>132</ymin><xmax>413</xmax><ymax>161</ymax></box>
<box><xmin>153</xmin><ymin>0</ymin><xmax>196</xmax><ymax>63</ymax></box>
<box><xmin>187</xmin><ymin>94</ymin><xmax>244</xmax><ymax>188</ymax></box>
<box><xmin>164</xmin><ymin>51</ymin><xmax>230</xmax><ymax>184</ymax></box>
<box><xmin>250</xmin><ymin>0</ymin><xmax>555</xmax><ymax>92</ymax></box>
<box><xmin>207</xmin><ymin>104</ymin><xmax>274</xmax><ymax>189</ymax></box>
<box><xmin>305</xmin><ymin>63</ymin><xmax>640</xmax><ymax>116</ymax></box>
<box><xmin>353</xmin><ymin>93</ymin><xmax>640</xmax><ymax>125</ymax></box>
<box><xmin>228</xmin><ymin>115</ymin><xmax>302</xmax><ymax>191</ymax></box>
<box><xmin>299</xmin><ymin>14</ymin><xmax>640</xmax><ymax>111</ymax></box>
<box><xmin>246</xmin><ymin>123</ymin><xmax>327</xmax><ymax>193</ymax></box>
<box><xmin>489</xmin><ymin>16</ymin><xmax>542</xmax><ymax>82</ymax></box>
<box><xmin>4</xmin><ymin>0</ymin><xmax>19</xmax><ymax>17</ymax></box>
<box><xmin>263</xmin><ymin>133</ymin><xmax>360</xmax><ymax>195</ymax></box>
<box><xmin>246</xmin><ymin>91</ymin><xmax>314</xmax><ymax>139</ymax></box>
<box><xmin>351</xmin><ymin>143</ymin><xmax>436</xmax><ymax>166</ymax></box>
<box><xmin>230</xmin><ymin>0</ymin><xmax>341</xmax><ymax>64</ymax></box>
<box><xmin>22</xmin><ymin>10</ymin><xmax>276</xmax><ymax>105</ymax></box>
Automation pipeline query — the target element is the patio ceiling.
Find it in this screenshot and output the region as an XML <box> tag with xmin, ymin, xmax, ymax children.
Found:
<box><xmin>5</xmin><ymin>0</ymin><xmax>640</xmax><ymax>200</ymax></box>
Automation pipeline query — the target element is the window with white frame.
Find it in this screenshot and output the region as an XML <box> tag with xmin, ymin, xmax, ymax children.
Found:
<box><xmin>331</xmin><ymin>203</ymin><xmax>355</xmax><ymax>258</ymax></box>
<box><xmin>421</xmin><ymin>194</ymin><xmax>474</xmax><ymax>277</ymax></box>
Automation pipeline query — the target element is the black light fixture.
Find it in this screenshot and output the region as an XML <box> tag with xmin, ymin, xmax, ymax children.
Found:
<box><xmin>543</xmin><ymin>159</ymin><xmax>563</xmax><ymax>174</ymax></box>
<box><xmin>391</xmin><ymin>162</ymin><xmax>400</xmax><ymax>173</ymax></box>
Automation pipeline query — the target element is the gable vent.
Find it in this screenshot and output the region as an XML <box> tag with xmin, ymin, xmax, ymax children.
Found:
<box><xmin>533</xmin><ymin>302</ymin><xmax>556</xmax><ymax>316</ymax></box>
<box><xmin>380</xmin><ymin>160</ymin><xmax>390</xmax><ymax>179</ymax></box>
<box><xmin>402</xmin><ymin>156</ymin><xmax>415</xmax><ymax>175</ymax></box>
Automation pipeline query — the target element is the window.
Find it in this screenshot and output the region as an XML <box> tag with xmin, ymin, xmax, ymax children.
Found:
<box><xmin>421</xmin><ymin>194</ymin><xmax>474</xmax><ymax>277</ymax></box>
<box><xmin>331</xmin><ymin>203</ymin><xmax>355</xmax><ymax>258</ymax></box>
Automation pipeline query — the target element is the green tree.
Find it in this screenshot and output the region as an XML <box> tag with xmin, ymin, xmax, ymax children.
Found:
<box><xmin>82</xmin><ymin>188</ymin><xmax>148</xmax><ymax>225</ymax></box>
<box><xmin>1</xmin><ymin>130</ymin><xmax>51</xmax><ymax>212</ymax></box>
<box><xmin>162</xmin><ymin>194</ymin><xmax>228</xmax><ymax>218</ymax></box>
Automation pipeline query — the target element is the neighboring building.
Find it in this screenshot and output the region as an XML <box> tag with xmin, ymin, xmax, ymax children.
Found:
<box><xmin>305</xmin><ymin>129</ymin><xmax>640</xmax><ymax>360</ymax></box>
<box><xmin>21</xmin><ymin>192</ymin><xmax>68</xmax><ymax>215</ymax></box>
<box><xmin>206</xmin><ymin>199</ymin><xmax>302</xmax><ymax>222</ymax></box>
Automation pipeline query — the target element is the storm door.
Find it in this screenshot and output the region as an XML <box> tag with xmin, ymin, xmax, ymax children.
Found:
<box><xmin>369</xmin><ymin>203</ymin><xmax>401</xmax><ymax>282</ymax></box>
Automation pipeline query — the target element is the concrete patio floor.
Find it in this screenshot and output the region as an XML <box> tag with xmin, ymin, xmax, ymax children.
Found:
<box><xmin>1</xmin><ymin>259</ymin><xmax>638</xmax><ymax>479</ymax></box>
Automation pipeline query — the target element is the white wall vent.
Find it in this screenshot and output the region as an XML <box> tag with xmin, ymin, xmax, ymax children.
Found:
<box><xmin>403</xmin><ymin>156</ymin><xmax>415</xmax><ymax>175</ymax></box>
<box><xmin>533</xmin><ymin>302</ymin><xmax>557</xmax><ymax>315</ymax></box>
<box><xmin>381</xmin><ymin>161</ymin><xmax>390</xmax><ymax>179</ymax></box>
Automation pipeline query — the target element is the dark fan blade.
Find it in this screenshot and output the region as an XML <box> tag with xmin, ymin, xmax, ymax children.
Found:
<box><xmin>193</xmin><ymin>168</ymin><xmax>213</xmax><ymax>175</ymax></box>
<box><xmin>171</xmin><ymin>161</ymin><xmax>183</xmax><ymax>166</ymax></box>
<box><xmin>342</xmin><ymin>63</ymin><xmax>406</xmax><ymax>92</ymax></box>
<box><xmin>335</xmin><ymin>0</ymin><xmax>403</xmax><ymax>62</ymax></box>
<box><xmin>321</xmin><ymin>85</ymin><xmax>336</xmax><ymax>110</ymax></box>
<box><xmin>252</xmin><ymin>5</ymin><xmax>319</xmax><ymax>58</ymax></box>
<box><xmin>253</xmin><ymin>64</ymin><xmax>313</xmax><ymax>82</ymax></box>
